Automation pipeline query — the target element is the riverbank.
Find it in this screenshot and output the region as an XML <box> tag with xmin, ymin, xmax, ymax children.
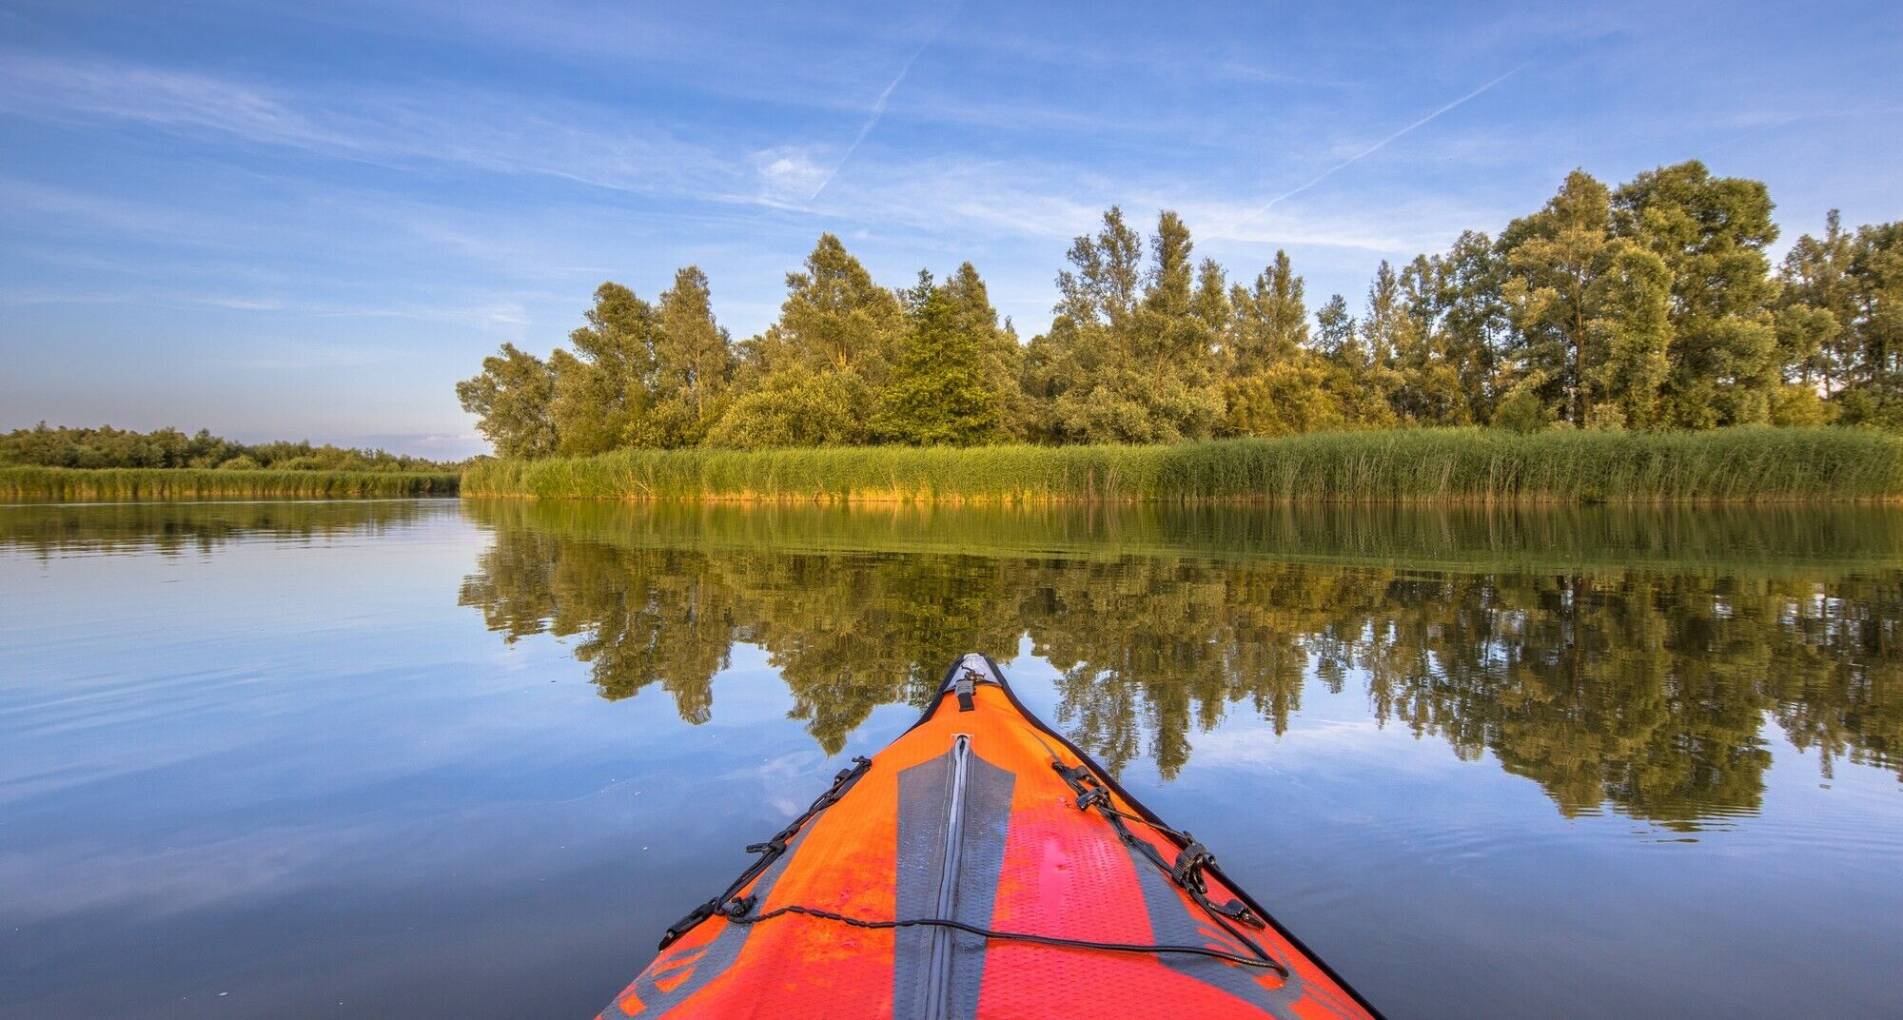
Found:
<box><xmin>0</xmin><ymin>466</ymin><xmax>459</xmax><ymax>501</ymax></box>
<box><xmin>459</xmin><ymin>427</ymin><xmax>1903</xmax><ymax>504</ymax></box>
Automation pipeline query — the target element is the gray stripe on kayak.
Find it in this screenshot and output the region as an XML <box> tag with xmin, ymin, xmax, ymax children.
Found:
<box><xmin>895</xmin><ymin>743</ymin><xmax>1016</xmax><ymax>1020</ymax></box>
<box><xmin>1122</xmin><ymin>839</ymin><xmax>1303</xmax><ymax>1018</ymax></box>
<box><xmin>602</xmin><ymin>826</ymin><xmax>812</xmax><ymax>1018</ymax></box>
<box><xmin>895</xmin><ymin>749</ymin><xmax>953</xmax><ymax>1019</ymax></box>
<box><xmin>946</xmin><ymin>751</ymin><xmax>1013</xmax><ymax>1019</ymax></box>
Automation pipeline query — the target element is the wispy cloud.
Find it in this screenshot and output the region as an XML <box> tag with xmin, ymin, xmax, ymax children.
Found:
<box><xmin>0</xmin><ymin>51</ymin><xmax>734</xmax><ymax>198</ymax></box>
<box><xmin>1244</xmin><ymin>63</ymin><xmax>1528</xmax><ymax>222</ymax></box>
<box><xmin>808</xmin><ymin>3</ymin><xmax>964</xmax><ymax>201</ymax></box>
<box><xmin>227</xmin><ymin>339</ymin><xmax>391</xmax><ymax>370</ymax></box>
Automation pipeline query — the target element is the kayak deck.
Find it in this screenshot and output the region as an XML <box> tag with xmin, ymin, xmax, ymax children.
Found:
<box><xmin>599</xmin><ymin>654</ymin><xmax>1379</xmax><ymax>1019</ymax></box>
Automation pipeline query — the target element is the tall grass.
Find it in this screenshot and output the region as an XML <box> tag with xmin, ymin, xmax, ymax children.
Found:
<box><xmin>460</xmin><ymin>427</ymin><xmax>1903</xmax><ymax>504</ymax></box>
<box><xmin>0</xmin><ymin>466</ymin><xmax>459</xmax><ymax>501</ymax></box>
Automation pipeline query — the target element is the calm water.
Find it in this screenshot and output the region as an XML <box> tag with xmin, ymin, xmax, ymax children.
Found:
<box><xmin>4</xmin><ymin>499</ymin><xmax>1901</xmax><ymax>1018</ymax></box>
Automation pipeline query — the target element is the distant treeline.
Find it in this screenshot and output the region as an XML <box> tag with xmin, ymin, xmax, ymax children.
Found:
<box><xmin>0</xmin><ymin>424</ymin><xmax>463</xmax><ymax>473</ymax></box>
<box><xmin>0</xmin><ymin>466</ymin><xmax>458</xmax><ymax>501</ymax></box>
<box><xmin>459</xmin><ymin>160</ymin><xmax>1903</xmax><ymax>458</ymax></box>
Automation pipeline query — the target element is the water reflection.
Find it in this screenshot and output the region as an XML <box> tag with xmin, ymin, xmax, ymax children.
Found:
<box><xmin>0</xmin><ymin>499</ymin><xmax>444</xmax><ymax>557</ymax></box>
<box><xmin>459</xmin><ymin>500</ymin><xmax>1903</xmax><ymax>825</ymax></box>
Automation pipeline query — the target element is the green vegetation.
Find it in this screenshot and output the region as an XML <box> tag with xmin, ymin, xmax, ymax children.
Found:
<box><xmin>461</xmin><ymin>427</ymin><xmax>1903</xmax><ymax>504</ymax></box>
<box><xmin>457</xmin><ymin>499</ymin><xmax>1903</xmax><ymax>819</ymax></box>
<box><xmin>1</xmin><ymin>466</ymin><xmax>457</xmax><ymax>501</ymax></box>
<box><xmin>0</xmin><ymin>424</ymin><xmax>463</xmax><ymax>501</ymax></box>
<box><xmin>459</xmin><ymin>160</ymin><xmax>1903</xmax><ymax>466</ymax></box>
<box><xmin>0</xmin><ymin>424</ymin><xmax>462</xmax><ymax>473</ymax></box>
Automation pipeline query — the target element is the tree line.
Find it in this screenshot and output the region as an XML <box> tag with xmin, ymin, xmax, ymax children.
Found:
<box><xmin>0</xmin><ymin>423</ymin><xmax>460</xmax><ymax>472</ymax></box>
<box><xmin>459</xmin><ymin>160</ymin><xmax>1903</xmax><ymax>456</ymax></box>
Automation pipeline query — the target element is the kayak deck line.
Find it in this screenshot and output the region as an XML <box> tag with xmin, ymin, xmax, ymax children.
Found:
<box><xmin>601</xmin><ymin>654</ymin><xmax>1383</xmax><ymax>1019</ymax></box>
<box><xmin>922</xmin><ymin>733</ymin><xmax>973</xmax><ymax>1020</ymax></box>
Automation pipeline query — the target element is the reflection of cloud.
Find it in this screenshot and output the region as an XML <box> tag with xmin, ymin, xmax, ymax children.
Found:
<box><xmin>0</xmin><ymin>820</ymin><xmax>379</xmax><ymax>924</ymax></box>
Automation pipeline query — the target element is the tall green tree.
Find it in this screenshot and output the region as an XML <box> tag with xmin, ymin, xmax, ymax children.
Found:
<box><xmin>1405</xmin><ymin>232</ymin><xmax>1507</xmax><ymax>424</ymax></box>
<box><xmin>1352</xmin><ymin>262</ymin><xmax>1410</xmax><ymax>422</ymax></box>
<box><xmin>1585</xmin><ymin>246</ymin><xmax>1674</xmax><ymax>428</ymax></box>
<box><xmin>875</xmin><ymin>270</ymin><xmax>1015</xmax><ymax>445</ymax></box>
<box><xmin>456</xmin><ymin>343</ymin><xmax>558</xmax><ymax>458</ymax></box>
<box><xmin>1391</xmin><ymin>255</ymin><xmax>1473</xmax><ymax>425</ymax></box>
<box><xmin>711</xmin><ymin>235</ymin><xmax>901</xmax><ymax>447</ymax></box>
<box><xmin>1314</xmin><ymin>291</ymin><xmax>1395</xmax><ymax>427</ymax></box>
<box><xmin>1779</xmin><ymin>210</ymin><xmax>1859</xmax><ymax>394</ymax></box>
<box><xmin>1840</xmin><ymin>223</ymin><xmax>1903</xmax><ymax>423</ymax></box>
<box><xmin>1612</xmin><ymin>160</ymin><xmax>1780</xmax><ymax>426</ymax></box>
<box><xmin>1496</xmin><ymin>170</ymin><xmax>1674</xmax><ymax>428</ymax></box>
<box><xmin>1226</xmin><ymin>250</ymin><xmax>1307</xmax><ymax>376</ymax></box>
<box><xmin>1221</xmin><ymin>250</ymin><xmax>1347</xmax><ymax>436</ymax></box>
<box><xmin>1030</xmin><ymin>207</ymin><xmax>1223</xmax><ymax>443</ymax></box>
<box><xmin>942</xmin><ymin>261</ymin><xmax>1025</xmax><ymax>438</ymax></box>
<box><xmin>753</xmin><ymin>233</ymin><xmax>906</xmax><ymax>380</ymax></box>
<box><xmin>646</xmin><ymin>267</ymin><xmax>735</xmax><ymax>448</ymax></box>
<box><xmin>550</xmin><ymin>282</ymin><xmax>659</xmax><ymax>455</ymax></box>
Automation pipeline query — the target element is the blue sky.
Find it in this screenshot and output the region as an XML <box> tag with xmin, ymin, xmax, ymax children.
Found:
<box><xmin>2</xmin><ymin>1</ymin><xmax>1898</xmax><ymax>457</ymax></box>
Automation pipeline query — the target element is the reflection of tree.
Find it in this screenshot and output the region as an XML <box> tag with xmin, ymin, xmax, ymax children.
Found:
<box><xmin>1761</xmin><ymin>575</ymin><xmax>1903</xmax><ymax>779</ymax></box>
<box><xmin>737</xmin><ymin>553</ymin><xmax>1021</xmax><ymax>752</ymax></box>
<box><xmin>459</xmin><ymin>532</ymin><xmax>731</xmax><ymax>723</ymax></box>
<box><xmin>1361</xmin><ymin>574</ymin><xmax>1773</xmax><ymax>826</ymax></box>
<box><xmin>0</xmin><ymin>500</ymin><xmax>435</xmax><ymax>557</ymax></box>
<box><xmin>457</xmin><ymin>500</ymin><xmax>1903</xmax><ymax>825</ymax></box>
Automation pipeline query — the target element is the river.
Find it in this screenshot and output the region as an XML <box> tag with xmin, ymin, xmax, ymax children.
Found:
<box><xmin>3</xmin><ymin>498</ymin><xmax>1900</xmax><ymax>1017</ymax></box>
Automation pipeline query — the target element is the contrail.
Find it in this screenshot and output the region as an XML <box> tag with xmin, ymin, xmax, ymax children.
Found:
<box><xmin>809</xmin><ymin>4</ymin><xmax>962</xmax><ymax>201</ymax></box>
<box><xmin>1245</xmin><ymin>63</ymin><xmax>1528</xmax><ymax>221</ymax></box>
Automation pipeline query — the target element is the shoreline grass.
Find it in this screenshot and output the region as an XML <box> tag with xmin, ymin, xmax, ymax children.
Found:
<box><xmin>459</xmin><ymin>427</ymin><xmax>1903</xmax><ymax>505</ymax></box>
<box><xmin>1</xmin><ymin>466</ymin><xmax>459</xmax><ymax>501</ymax></box>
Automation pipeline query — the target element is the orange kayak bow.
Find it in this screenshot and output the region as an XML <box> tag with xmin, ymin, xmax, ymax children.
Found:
<box><xmin>599</xmin><ymin>654</ymin><xmax>1381</xmax><ymax>1019</ymax></box>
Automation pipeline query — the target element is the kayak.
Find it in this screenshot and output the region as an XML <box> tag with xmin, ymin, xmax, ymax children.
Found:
<box><xmin>598</xmin><ymin>654</ymin><xmax>1380</xmax><ymax>1019</ymax></box>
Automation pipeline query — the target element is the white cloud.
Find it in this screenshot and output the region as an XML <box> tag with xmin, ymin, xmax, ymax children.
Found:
<box><xmin>749</xmin><ymin>146</ymin><xmax>831</xmax><ymax>205</ymax></box>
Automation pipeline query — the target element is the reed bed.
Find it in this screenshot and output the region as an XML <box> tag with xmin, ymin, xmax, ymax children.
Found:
<box><xmin>459</xmin><ymin>427</ymin><xmax>1903</xmax><ymax>504</ymax></box>
<box><xmin>1</xmin><ymin>467</ymin><xmax>459</xmax><ymax>501</ymax></box>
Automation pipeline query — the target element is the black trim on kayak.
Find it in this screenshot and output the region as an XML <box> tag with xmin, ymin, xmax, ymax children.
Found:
<box><xmin>726</xmin><ymin>902</ymin><xmax>1286</xmax><ymax>971</ymax></box>
<box><xmin>657</xmin><ymin>753</ymin><xmax>872</xmax><ymax>950</ymax></box>
<box><xmin>925</xmin><ymin>653</ymin><xmax>1387</xmax><ymax>1020</ymax></box>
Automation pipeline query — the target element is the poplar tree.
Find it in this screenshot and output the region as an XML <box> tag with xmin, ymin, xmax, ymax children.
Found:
<box><xmin>1033</xmin><ymin>207</ymin><xmax>1222</xmax><ymax>442</ymax></box>
<box><xmin>1226</xmin><ymin>250</ymin><xmax>1307</xmax><ymax>375</ymax></box>
<box><xmin>709</xmin><ymin>235</ymin><xmax>902</xmax><ymax>447</ymax></box>
<box><xmin>1780</xmin><ymin>211</ymin><xmax>1859</xmax><ymax>394</ymax></box>
<box><xmin>1837</xmin><ymin>222</ymin><xmax>1903</xmax><ymax>424</ymax></box>
<box><xmin>647</xmin><ymin>267</ymin><xmax>734</xmax><ymax>447</ymax></box>
<box><xmin>456</xmin><ymin>343</ymin><xmax>558</xmax><ymax>458</ymax></box>
<box><xmin>550</xmin><ymin>282</ymin><xmax>659</xmax><ymax>455</ymax></box>
<box><xmin>1612</xmin><ymin>161</ymin><xmax>1780</xmax><ymax>426</ymax></box>
<box><xmin>1221</xmin><ymin>250</ymin><xmax>1345</xmax><ymax>436</ymax></box>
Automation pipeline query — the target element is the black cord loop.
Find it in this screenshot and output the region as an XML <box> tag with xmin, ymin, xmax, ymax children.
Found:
<box><xmin>726</xmin><ymin>903</ymin><xmax>1287</xmax><ymax>974</ymax></box>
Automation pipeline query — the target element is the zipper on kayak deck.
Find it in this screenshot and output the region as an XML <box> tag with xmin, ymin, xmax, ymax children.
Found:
<box><xmin>924</xmin><ymin>733</ymin><xmax>972</xmax><ymax>1020</ymax></box>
